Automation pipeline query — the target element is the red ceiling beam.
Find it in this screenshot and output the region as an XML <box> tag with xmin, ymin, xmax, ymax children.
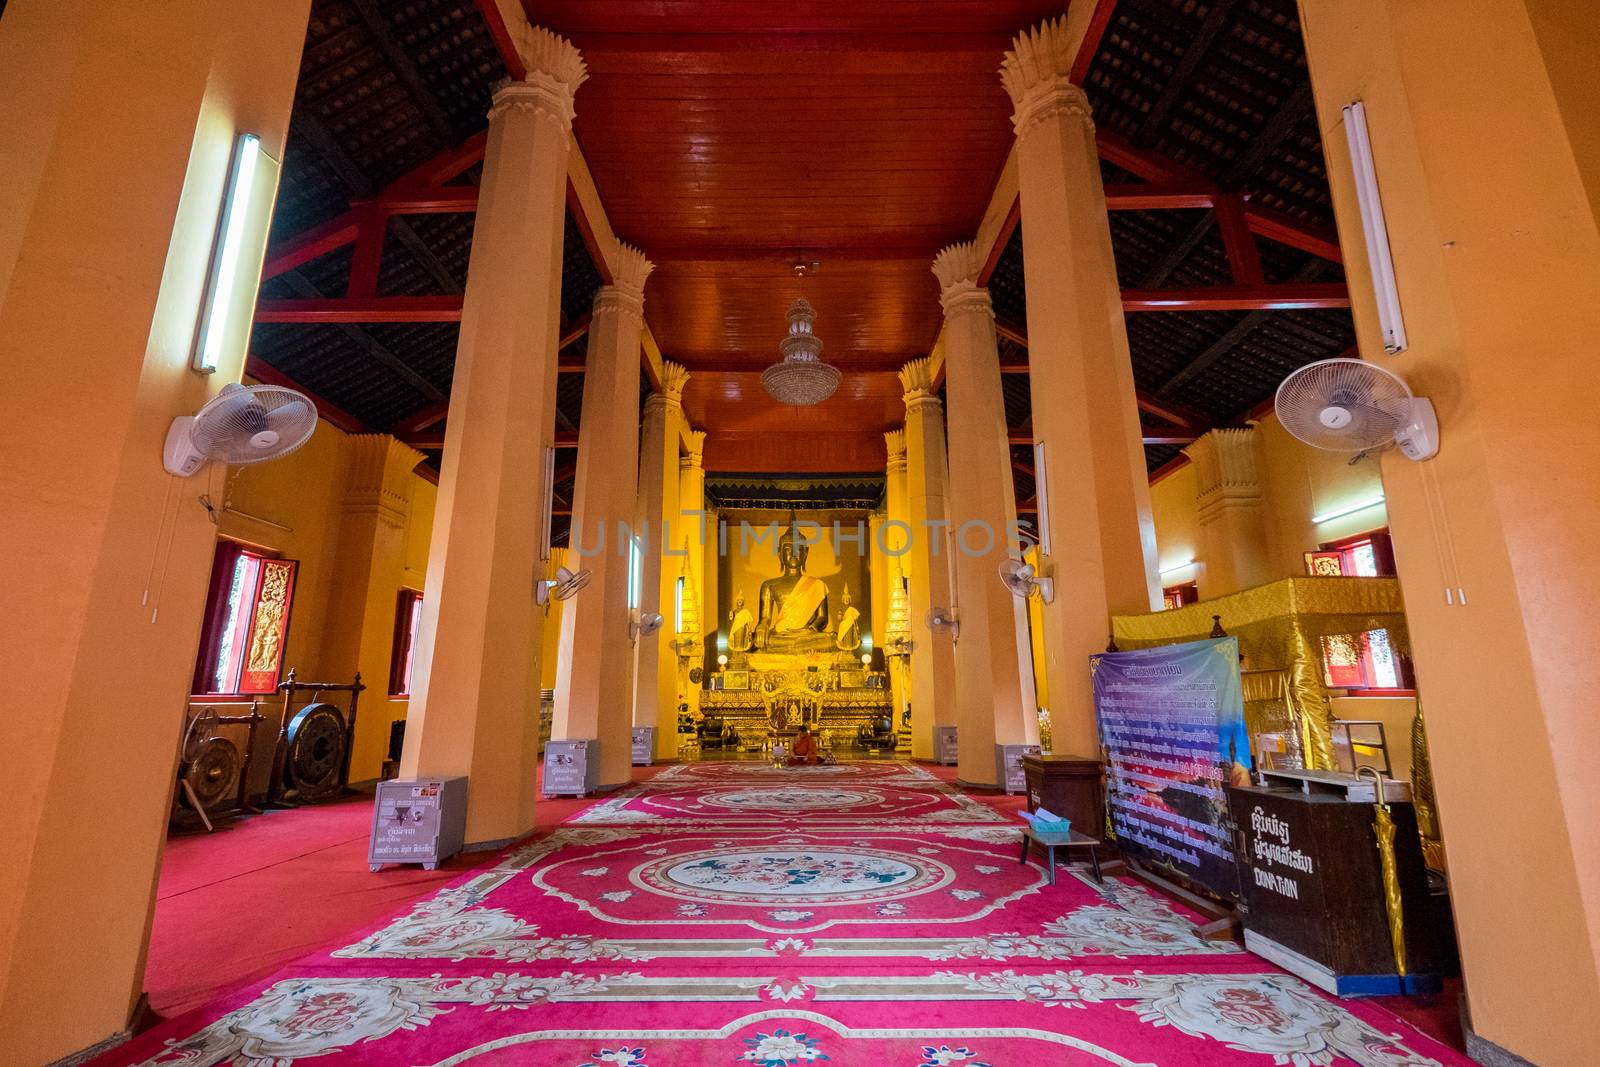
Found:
<box><xmin>245</xmin><ymin>356</ymin><xmax>370</xmax><ymax>435</ymax></box>
<box><xmin>976</xmin><ymin>195</ymin><xmax>1020</xmax><ymax>288</ymax></box>
<box><xmin>993</xmin><ymin>318</ymin><xmax>1210</xmax><ymax>431</ymax></box>
<box><xmin>1242</xmin><ymin>205</ymin><xmax>1343</xmax><ymax>264</ymax></box>
<box><xmin>1148</xmin><ymin>452</ymin><xmax>1193</xmax><ymax>485</ymax></box>
<box><xmin>1071</xmin><ymin>0</ymin><xmax>1122</xmax><ymax>84</ymax></box>
<box><xmin>400</xmin><ymin>427</ymin><xmax>580</xmax><ymax>450</ymax></box>
<box><xmin>393</xmin><ymin>402</ymin><xmax>449</xmax><ymax>435</ymax></box>
<box><xmin>1104</xmin><ymin>183</ymin><xmax>1218</xmax><ymax>211</ymax></box>
<box><xmin>1120</xmin><ymin>284</ymin><xmax>1350</xmax><ymax>312</ymax></box>
<box><xmin>261</xmin><ymin>213</ymin><xmax>364</xmax><ymax>282</ymax></box>
<box><xmin>374</xmin><ymin>185</ymin><xmax>481</xmax><ymax>213</ymax></box>
<box><xmin>260</xmin><ymin>133</ymin><xmax>488</xmax><ymax>283</ymax></box>
<box><xmin>255</xmin><ymin>296</ymin><xmax>465</xmax><ymax>324</ymax></box>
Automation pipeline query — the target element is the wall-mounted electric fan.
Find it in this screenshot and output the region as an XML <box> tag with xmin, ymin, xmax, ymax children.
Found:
<box><xmin>1274</xmin><ymin>358</ymin><xmax>1438</xmax><ymax>461</ymax></box>
<box><xmin>536</xmin><ymin>565</ymin><xmax>591</xmax><ymax>606</ymax></box>
<box><xmin>164</xmin><ymin>382</ymin><xmax>316</xmax><ymax>476</ymax></box>
<box><xmin>926</xmin><ymin>607</ymin><xmax>960</xmax><ymax>642</ymax></box>
<box><xmin>998</xmin><ymin>558</ymin><xmax>1054</xmax><ymax>604</ymax></box>
<box><xmin>630</xmin><ymin>611</ymin><xmax>665</xmax><ymax>641</ymax></box>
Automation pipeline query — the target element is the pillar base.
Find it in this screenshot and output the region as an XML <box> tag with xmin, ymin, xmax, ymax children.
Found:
<box><xmin>462</xmin><ymin>828</ymin><xmax>536</xmax><ymax>854</ymax></box>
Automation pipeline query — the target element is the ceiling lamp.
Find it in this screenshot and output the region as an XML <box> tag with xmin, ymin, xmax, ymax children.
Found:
<box><xmin>762</xmin><ymin>298</ymin><xmax>841</xmax><ymax>406</ymax></box>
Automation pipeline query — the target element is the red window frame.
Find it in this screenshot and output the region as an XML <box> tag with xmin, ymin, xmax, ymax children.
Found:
<box><xmin>390</xmin><ymin>589</ymin><xmax>424</xmax><ymax>697</ymax></box>
<box><xmin>1162</xmin><ymin>581</ymin><xmax>1199</xmax><ymax>610</ymax></box>
<box><xmin>191</xmin><ymin>540</ymin><xmax>297</xmax><ymax>698</ymax></box>
<box><xmin>1306</xmin><ymin>528</ymin><xmax>1414</xmax><ymax>694</ymax></box>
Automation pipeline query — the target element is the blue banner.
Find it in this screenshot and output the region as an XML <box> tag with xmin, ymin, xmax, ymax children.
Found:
<box><xmin>1091</xmin><ymin>637</ymin><xmax>1252</xmax><ymax>901</ymax></box>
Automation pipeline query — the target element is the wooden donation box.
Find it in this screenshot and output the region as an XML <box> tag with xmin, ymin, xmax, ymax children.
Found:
<box><xmin>1229</xmin><ymin>769</ymin><xmax>1444</xmax><ymax>996</ymax></box>
<box><xmin>368</xmin><ymin>776</ymin><xmax>467</xmax><ymax>872</ymax></box>
<box><xmin>1022</xmin><ymin>754</ymin><xmax>1105</xmax><ymax>835</ymax></box>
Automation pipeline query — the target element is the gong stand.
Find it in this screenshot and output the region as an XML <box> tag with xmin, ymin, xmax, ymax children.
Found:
<box><xmin>266</xmin><ymin>667</ymin><xmax>365</xmax><ymax>808</ymax></box>
<box><xmin>171</xmin><ymin>701</ymin><xmax>266</xmax><ymax>833</ymax></box>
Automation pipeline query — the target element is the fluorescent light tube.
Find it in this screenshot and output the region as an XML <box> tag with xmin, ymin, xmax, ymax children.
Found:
<box><xmin>1032</xmin><ymin>440</ymin><xmax>1052</xmax><ymax>557</ymax></box>
<box><xmin>1312</xmin><ymin>494</ymin><xmax>1386</xmax><ymax>525</ymax></box>
<box><xmin>1342</xmin><ymin>102</ymin><xmax>1407</xmax><ymax>354</ymax></box>
<box><xmin>1158</xmin><ymin>560</ymin><xmax>1197</xmax><ymax>576</ymax></box>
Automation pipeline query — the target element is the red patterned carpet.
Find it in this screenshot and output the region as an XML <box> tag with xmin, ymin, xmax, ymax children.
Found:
<box><xmin>107</xmin><ymin>761</ymin><xmax>1468</xmax><ymax>1066</ymax></box>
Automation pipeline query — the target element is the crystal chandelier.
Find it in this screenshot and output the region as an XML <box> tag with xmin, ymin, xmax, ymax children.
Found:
<box><xmin>761</xmin><ymin>298</ymin><xmax>841</xmax><ymax>406</ymax></box>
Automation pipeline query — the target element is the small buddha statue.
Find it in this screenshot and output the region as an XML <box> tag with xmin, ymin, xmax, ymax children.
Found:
<box><xmin>833</xmin><ymin>585</ymin><xmax>862</xmax><ymax>652</ymax></box>
<box><xmin>727</xmin><ymin>589</ymin><xmax>754</xmax><ymax>653</ymax></box>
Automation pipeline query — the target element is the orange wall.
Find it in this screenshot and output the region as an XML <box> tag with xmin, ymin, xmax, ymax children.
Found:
<box><xmin>0</xmin><ymin>1</ymin><xmax>311</xmax><ymax>1059</ymax></box>
<box><xmin>1297</xmin><ymin>2</ymin><xmax>1600</xmax><ymax>1059</ymax></box>
<box><xmin>191</xmin><ymin>417</ymin><xmax>440</xmax><ymax>785</ymax></box>
<box><xmin>1149</xmin><ymin>412</ymin><xmax>1389</xmax><ymax>597</ymax></box>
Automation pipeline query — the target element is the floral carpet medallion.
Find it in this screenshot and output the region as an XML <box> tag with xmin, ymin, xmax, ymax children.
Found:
<box><xmin>700</xmin><ymin>787</ymin><xmax>880</xmax><ymax>810</ymax></box>
<box><xmin>529</xmin><ymin>830</ymin><xmax>1040</xmax><ymax>934</ymax></box>
<box><xmin>98</xmin><ymin>763</ymin><xmax>1468</xmax><ymax>1067</ymax></box>
<box><xmin>641</xmin><ymin>847</ymin><xmax>940</xmax><ymax>904</ymax></box>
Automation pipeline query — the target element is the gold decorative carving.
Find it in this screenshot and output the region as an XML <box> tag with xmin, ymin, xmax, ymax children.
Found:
<box><xmin>657</xmin><ymin>360</ymin><xmax>691</xmax><ymax>405</ymax></box>
<box><xmin>931</xmin><ymin>242</ymin><xmax>993</xmax><ymax>320</ymax></box>
<box><xmin>884</xmin><ymin>428</ymin><xmax>907</xmax><ymax>467</ymax></box>
<box><xmin>1001</xmin><ymin>18</ymin><xmax>1095</xmax><ymax>139</ymax></box>
<box><xmin>497</xmin><ymin>25</ymin><xmax>587</xmax><ymax>129</ymax></box>
<box><xmin>898</xmin><ymin>356</ymin><xmax>940</xmax><ymax>403</ymax></box>
<box><xmin>681</xmin><ymin>429</ymin><xmax>707</xmax><ymax>471</ymax></box>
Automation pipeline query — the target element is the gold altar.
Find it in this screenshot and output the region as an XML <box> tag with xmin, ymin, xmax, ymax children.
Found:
<box><xmin>1111</xmin><ymin>575</ymin><xmax>1410</xmax><ymax>771</ymax></box>
<box><xmin>694</xmin><ymin>505</ymin><xmax>901</xmax><ymax>753</ymax></box>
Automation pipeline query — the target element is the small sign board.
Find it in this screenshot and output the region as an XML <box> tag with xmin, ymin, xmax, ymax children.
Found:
<box><xmin>368</xmin><ymin>776</ymin><xmax>467</xmax><ymax>872</ymax></box>
<box><xmin>934</xmin><ymin>725</ymin><xmax>959</xmax><ymax>766</ymax></box>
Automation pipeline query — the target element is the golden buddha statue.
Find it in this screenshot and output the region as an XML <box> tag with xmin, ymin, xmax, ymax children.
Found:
<box><xmin>754</xmin><ymin>519</ymin><xmax>834</xmax><ymax>654</ymax></box>
<box><xmin>727</xmin><ymin>589</ymin><xmax>755</xmax><ymax>653</ymax></box>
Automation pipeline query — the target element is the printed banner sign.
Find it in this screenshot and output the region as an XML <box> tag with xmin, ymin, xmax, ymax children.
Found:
<box><xmin>1091</xmin><ymin>637</ymin><xmax>1252</xmax><ymax>901</ymax></box>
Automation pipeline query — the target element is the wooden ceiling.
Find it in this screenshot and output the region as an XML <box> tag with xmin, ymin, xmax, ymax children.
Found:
<box><xmin>249</xmin><ymin>0</ymin><xmax>1355</xmax><ymax>508</ymax></box>
<box><xmin>521</xmin><ymin>0</ymin><xmax>1065</xmax><ymax>471</ymax></box>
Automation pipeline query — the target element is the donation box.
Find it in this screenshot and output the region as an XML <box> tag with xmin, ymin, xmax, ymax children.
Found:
<box><xmin>631</xmin><ymin>726</ymin><xmax>656</xmax><ymax>765</ymax></box>
<box><xmin>544</xmin><ymin>739</ymin><xmax>600</xmax><ymax>797</ymax></box>
<box><xmin>368</xmin><ymin>776</ymin><xmax>467</xmax><ymax>872</ymax></box>
<box><xmin>934</xmin><ymin>725</ymin><xmax>959</xmax><ymax>766</ymax></box>
<box><xmin>994</xmin><ymin>743</ymin><xmax>1042</xmax><ymax>794</ymax></box>
<box><xmin>1229</xmin><ymin>770</ymin><xmax>1445</xmax><ymax>996</ymax></box>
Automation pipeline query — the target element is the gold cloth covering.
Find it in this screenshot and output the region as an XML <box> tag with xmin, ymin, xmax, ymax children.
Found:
<box><xmin>1112</xmin><ymin>577</ymin><xmax>1409</xmax><ymax>771</ymax></box>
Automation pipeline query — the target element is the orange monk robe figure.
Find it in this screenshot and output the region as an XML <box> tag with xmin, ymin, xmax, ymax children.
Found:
<box><xmin>790</xmin><ymin>726</ymin><xmax>819</xmax><ymax>765</ymax></box>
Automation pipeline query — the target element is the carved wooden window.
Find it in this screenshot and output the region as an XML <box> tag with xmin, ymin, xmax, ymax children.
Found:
<box><xmin>192</xmin><ymin>541</ymin><xmax>298</xmax><ymax>696</ymax></box>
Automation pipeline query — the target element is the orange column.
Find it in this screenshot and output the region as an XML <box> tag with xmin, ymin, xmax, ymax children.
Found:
<box><xmin>553</xmin><ymin>245</ymin><xmax>652</xmax><ymax>788</ymax></box>
<box><xmin>897</xmin><ymin>357</ymin><xmax>959</xmax><ymax>759</ymax></box>
<box><xmin>1297</xmin><ymin>2</ymin><xmax>1600</xmax><ymax>1061</ymax></box>
<box><xmin>398</xmin><ymin>27</ymin><xmax>585</xmax><ymax>846</ymax></box>
<box><xmin>0</xmin><ymin>1</ymin><xmax>309</xmax><ymax>1059</ymax></box>
<box><xmin>632</xmin><ymin>363</ymin><xmax>689</xmax><ymax>759</ymax></box>
<box><xmin>934</xmin><ymin>242</ymin><xmax>1039</xmax><ymax>786</ymax></box>
<box><xmin>1001</xmin><ymin>18</ymin><xmax>1161</xmax><ymax>758</ymax></box>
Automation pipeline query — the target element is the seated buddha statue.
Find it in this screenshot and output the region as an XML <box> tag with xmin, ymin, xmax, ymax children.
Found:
<box><xmin>754</xmin><ymin>521</ymin><xmax>835</xmax><ymax>654</ymax></box>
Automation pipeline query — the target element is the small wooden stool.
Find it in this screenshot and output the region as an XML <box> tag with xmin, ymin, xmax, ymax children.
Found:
<box><xmin>1019</xmin><ymin>826</ymin><xmax>1104</xmax><ymax>885</ymax></box>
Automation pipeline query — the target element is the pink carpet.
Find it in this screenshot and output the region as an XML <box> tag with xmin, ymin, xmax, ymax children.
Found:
<box><xmin>110</xmin><ymin>760</ymin><xmax>1469</xmax><ymax>1066</ymax></box>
